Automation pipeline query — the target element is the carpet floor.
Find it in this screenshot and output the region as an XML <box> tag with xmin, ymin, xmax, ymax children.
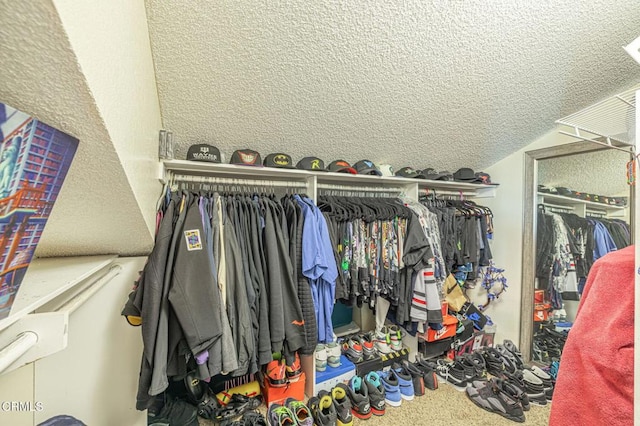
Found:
<box><xmin>199</xmin><ymin>380</ymin><xmax>551</xmax><ymax>425</ymax></box>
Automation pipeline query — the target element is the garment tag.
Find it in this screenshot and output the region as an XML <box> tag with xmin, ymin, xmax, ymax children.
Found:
<box><xmin>184</xmin><ymin>229</ymin><xmax>202</xmax><ymax>251</ymax></box>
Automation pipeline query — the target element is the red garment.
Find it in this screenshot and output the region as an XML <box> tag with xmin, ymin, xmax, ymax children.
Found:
<box><xmin>549</xmin><ymin>245</ymin><xmax>634</xmax><ymax>426</ymax></box>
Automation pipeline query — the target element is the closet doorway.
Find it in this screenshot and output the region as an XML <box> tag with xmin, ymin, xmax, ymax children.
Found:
<box><xmin>519</xmin><ymin>141</ymin><xmax>635</xmax><ymax>363</ymax></box>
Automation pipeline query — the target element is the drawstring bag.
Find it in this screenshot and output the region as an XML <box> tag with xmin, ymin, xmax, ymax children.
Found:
<box><xmin>444</xmin><ymin>274</ymin><xmax>468</xmax><ymax>312</ymax></box>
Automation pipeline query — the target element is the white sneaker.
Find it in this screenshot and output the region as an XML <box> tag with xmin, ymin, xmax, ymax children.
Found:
<box><xmin>374</xmin><ymin>328</ymin><xmax>393</xmax><ymax>354</ymax></box>
<box><xmin>315</xmin><ymin>344</ymin><xmax>327</xmax><ymax>372</ymax></box>
<box><xmin>326</xmin><ymin>341</ymin><xmax>342</xmax><ymax>368</ymax></box>
<box><xmin>388</xmin><ymin>325</ymin><xmax>403</xmax><ymax>351</ymax></box>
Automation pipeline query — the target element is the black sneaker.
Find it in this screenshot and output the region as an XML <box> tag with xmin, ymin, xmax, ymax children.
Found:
<box><xmin>527</xmin><ymin>367</ymin><xmax>554</xmax><ymax>400</ymax></box>
<box><xmin>493</xmin><ymin>378</ymin><xmax>530</xmax><ymax>412</ymax></box>
<box><xmin>458</xmin><ymin>355</ymin><xmax>478</xmax><ymax>383</ymax></box>
<box><xmin>414</xmin><ymin>356</ymin><xmax>439</xmax><ymax>391</ymax></box>
<box><xmin>481</xmin><ymin>348</ymin><xmax>506</xmax><ymax>377</ymax></box>
<box><xmin>331</xmin><ymin>385</ymin><xmax>354</xmax><ymax>426</ymax></box>
<box><xmin>522</xmin><ymin>369</ymin><xmax>547</xmax><ymax>406</ymax></box>
<box><xmin>469</xmin><ymin>352</ymin><xmax>488</xmax><ymax>381</ymax></box>
<box><xmin>466</xmin><ymin>379</ymin><xmax>525</xmax><ymax>423</ymax></box>
<box><xmin>241</xmin><ymin>410</ymin><xmax>267</xmax><ymax>426</ymax></box>
<box><xmin>401</xmin><ymin>360</ymin><xmax>425</xmax><ymax>396</ymax></box>
<box><xmin>309</xmin><ymin>393</ymin><xmax>338</xmax><ymax>426</ymax></box>
<box><xmin>503</xmin><ymin>340</ymin><xmax>525</xmax><ymax>369</ymax></box>
<box><xmin>435</xmin><ymin>359</ymin><xmax>467</xmax><ymax>391</ymax></box>
<box><xmin>495</xmin><ymin>344</ymin><xmax>521</xmax><ymax>373</ymax></box>
<box><xmin>346</xmin><ymin>375</ymin><xmax>372</xmax><ymax>420</ymax></box>
<box><xmin>363</xmin><ymin>372</ymin><xmax>386</xmax><ymax>416</ymax></box>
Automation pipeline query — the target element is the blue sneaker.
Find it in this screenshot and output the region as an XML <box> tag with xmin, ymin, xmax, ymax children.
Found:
<box><xmin>379</xmin><ymin>370</ymin><xmax>402</xmax><ymax>407</ymax></box>
<box><xmin>393</xmin><ymin>362</ymin><xmax>415</xmax><ymax>401</ymax></box>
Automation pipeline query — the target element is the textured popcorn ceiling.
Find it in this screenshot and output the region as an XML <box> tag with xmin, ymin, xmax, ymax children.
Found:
<box><xmin>538</xmin><ymin>149</ymin><xmax>632</xmax><ymax>197</ymax></box>
<box><xmin>0</xmin><ymin>1</ymin><xmax>154</xmax><ymax>256</ymax></box>
<box><xmin>146</xmin><ymin>0</ymin><xmax>640</xmax><ymax>171</ymax></box>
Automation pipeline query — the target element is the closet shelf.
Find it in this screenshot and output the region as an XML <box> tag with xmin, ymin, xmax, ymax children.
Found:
<box><xmin>555</xmin><ymin>83</ymin><xmax>638</xmax><ymax>152</ymax></box>
<box><xmin>160</xmin><ymin>160</ymin><xmax>499</xmax><ymax>197</ymax></box>
<box><xmin>537</xmin><ymin>192</ymin><xmax>626</xmax><ymax>214</ymax></box>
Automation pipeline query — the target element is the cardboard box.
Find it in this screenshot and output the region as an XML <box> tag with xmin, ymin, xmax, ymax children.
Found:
<box><xmin>314</xmin><ymin>355</ymin><xmax>356</xmax><ymax>394</ymax></box>
<box><xmin>426</xmin><ymin>315</ymin><xmax>458</xmax><ymax>342</ymax></box>
<box><xmin>262</xmin><ymin>372</ymin><xmax>306</xmax><ymax>407</ymax></box>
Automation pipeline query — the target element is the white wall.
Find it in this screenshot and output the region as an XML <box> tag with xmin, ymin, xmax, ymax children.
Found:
<box><xmin>466</xmin><ymin>130</ymin><xmax>576</xmax><ymax>346</ymax></box>
<box><xmin>53</xmin><ymin>0</ymin><xmax>163</xmax><ymax>235</ymax></box>
<box><xmin>0</xmin><ymin>257</ymin><xmax>146</xmax><ymax>426</ymax></box>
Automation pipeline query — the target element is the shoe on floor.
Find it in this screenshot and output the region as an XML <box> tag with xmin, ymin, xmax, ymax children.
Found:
<box><xmin>364</xmin><ymin>371</ymin><xmax>386</xmax><ymax>415</ymax></box>
<box><xmin>309</xmin><ymin>393</ymin><xmax>338</xmax><ymax>426</ymax></box>
<box><xmin>522</xmin><ymin>369</ymin><xmax>547</xmax><ymax>406</ymax></box>
<box><xmin>458</xmin><ymin>355</ymin><xmax>478</xmax><ymax>383</ymax></box>
<box><xmin>527</xmin><ymin>366</ymin><xmax>554</xmax><ymax>400</ymax></box>
<box><xmin>331</xmin><ymin>385</ymin><xmax>354</xmax><ymax>426</ymax></box>
<box><xmin>436</xmin><ymin>359</ymin><xmax>468</xmax><ymax>391</ymax></box>
<box><xmin>401</xmin><ymin>360</ymin><xmax>425</xmax><ymax>396</ymax></box>
<box><xmin>267</xmin><ymin>403</ymin><xmax>297</xmax><ymax>426</ymax></box>
<box><xmin>466</xmin><ymin>379</ymin><xmax>525</xmax><ymax>423</ymax></box>
<box><xmin>342</xmin><ymin>338</ymin><xmax>364</xmax><ymax>364</ymax></box>
<box><xmin>468</xmin><ymin>352</ymin><xmax>488</xmax><ymax>381</ymax></box>
<box><xmin>392</xmin><ymin>362</ymin><xmax>416</xmax><ymax>400</ymax></box>
<box><xmin>242</xmin><ymin>410</ymin><xmax>268</xmax><ymax>426</ymax></box>
<box><xmin>493</xmin><ymin>378</ymin><xmax>530</xmax><ymax>412</ymax></box>
<box><xmin>284</xmin><ymin>398</ymin><xmax>313</xmax><ymax>426</ymax></box>
<box><xmin>503</xmin><ymin>339</ymin><xmax>525</xmax><ymax>369</ymax></box>
<box><xmin>414</xmin><ymin>355</ymin><xmax>439</xmax><ymax>391</ymax></box>
<box><xmin>379</xmin><ymin>369</ymin><xmax>402</xmax><ymax>407</ymax></box>
<box><xmin>346</xmin><ymin>376</ymin><xmax>372</xmax><ymax>419</ymax></box>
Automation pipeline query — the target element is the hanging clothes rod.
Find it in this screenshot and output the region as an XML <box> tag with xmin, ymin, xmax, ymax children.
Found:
<box><xmin>171</xmin><ymin>173</ymin><xmax>307</xmax><ymax>188</ymax></box>
<box><xmin>540</xmin><ymin>202</ymin><xmax>574</xmax><ymax>212</ymax></box>
<box><xmin>317</xmin><ymin>183</ymin><xmax>403</xmax><ymax>196</ymax></box>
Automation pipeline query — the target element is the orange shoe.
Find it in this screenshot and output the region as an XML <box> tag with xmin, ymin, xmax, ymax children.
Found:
<box><xmin>266</xmin><ymin>359</ymin><xmax>288</xmax><ymax>387</ymax></box>
<box><xmin>286</xmin><ymin>353</ymin><xmax>302</xmax><ymax>381</ymax></box>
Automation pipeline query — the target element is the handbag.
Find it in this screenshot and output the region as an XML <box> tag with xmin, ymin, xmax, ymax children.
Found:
<box><xmin>444</xmin><ymin>274</ymin><xmax>468</xmax><ymax>312</ymax></box>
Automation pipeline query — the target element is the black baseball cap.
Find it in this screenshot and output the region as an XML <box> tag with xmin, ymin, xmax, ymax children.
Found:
<box><xmin>296</xmin><ymin>156</ymin><xmax>327</xmax><ymax>171</ymax></box>
<box><xmin>230</xmin><ymin>149</ymin><xmax>262</xmax><ymax>166</ymax></box>
<box><xmin>186</xmin><ymin>144</ymin><xmax>222</xmax><ymax>163</ymax></box>
<box><xmin>353</xmin><ymin>160</ymin><xmax>382</xmax><ymax>176</ymax></box>
<box><xmin>454</xmin><ymin>168</ymin><xmax>482</xmax><ymax>182</ymax></box>
<box><xmin>422</xmin><ymin>168</ymin><xmax>453</xmax><ymax>181</ymax></box>
<box><xmin>327</xmin><ymin>160</ymin><xmax>357</xmax><ymax>174</ymax></box>
<box><xmin>263</xmin><ymin>153</ymin><xmax>295</xmax><ymax>168</ymax></box>
<box><xmin>395</xmin><ymin>167</ymin><xmax>426</xmax><ymax>179</ymax></box>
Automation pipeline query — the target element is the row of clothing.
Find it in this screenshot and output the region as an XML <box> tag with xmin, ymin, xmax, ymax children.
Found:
<box><xmin>122</xmin><ymin>191</ymin><xmax>336</xmax><ymax>410</ymax></box>
<box><xmin>536</xmin><ymin>208</ymin><xmax>630</xmax><ymax>308</ymax></box>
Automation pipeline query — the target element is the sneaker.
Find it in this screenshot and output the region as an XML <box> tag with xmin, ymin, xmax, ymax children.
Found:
<box><xmin>393</xmin><ymin>362</ymin><xmax>416</xmax><ymax>399</ymax></box>
<box><xmin>458</xmin><ymin>355</ymin><xmax>477</xmax><ymax>383</ymax></box>
<box><xmin>355</xmin><ymin>333</ymin><xmax>377</xmax><ymax>360</ymax></box>
<box><xmin>315</xmin><ymin>344</ymin><xmax>327</xmax><ymax>372</ymax></box>
<box><xmin>309</xmin><ymin>393</ymin><xmax>338</xmax><ymax>426</ymax></box>
<box><xmin>401</xmin><ymin>360</ymin><xmax>425</xmax><ymax>396</ymax></box>
<box><xmin>374</xmin><ymin>328</ymin><xmax>393</xmax><ymax>354</ymax></box>
<box><xmin>331</xmin><ymin>385</ymin><xmax>354</xmax><ymax>426</ymax></box>
<box><xmin>267</xmin><ymin>403</ymin><xmax>297</xmax><ymax>426</ymax></box>
<box><xmin>495</xmin><ymin>344</ymin><xmax>520</xmax><ymax>373</ymax></box>
<box><xmin>346</xmin><ymin>376</ymin><xmax>372</xmax><ymax>420</ymax></box>
<box><xmin>493</xmin><ymin>378</ymin><xmax>530</xmax><ymax>412</ymax></box>
<box><xmin>326</xmin><ymin>342</ymin><xmax>342</xmax><ymax>368</ymax></box>
<box><xmin>242</xmin><ymin>410</ymin><xmax>268</xmax><ymax>426</ymax></box>
<box><xmin>388</xmin><ymin>325</ymin><xmax>403</xmax><ymax>351</ymax></box>
<box><xmin>435</xmin><ymin>358</ymin><xmax>467</xmax><ymax>391</ymax></box>
<box><xmin>528</xmin><ymin>366</ymin><xmax>554</xmax><ymax>400</ymax></box>
<box><xmin>285</xmin><ymin>353</ymin><xmax>302</xmax><ymax>381</ymax></box>
<box><xmin>468</xmin><ymin>352</ymin><xmax>488</xmax><ymax>381</ymax></box>
<box><xmin>379</xmin><ymin>369</ymin><xmax>402</xmax><ymax>407</ymax></box>
<box><xmin>522</xmin><ymin>369</ymin><xmax>547</xmax><ymax>406</ymax></box>
<box><xmin>342</xmin><ymin>339</ymin><xmax>364</xmax><ymax>364</ymax></box>
<box><xmin>284</xmin><ymin>398</ymin><xmax>313</xmax><ymax>426</ymax></box>
<box><xmin>466</xmin><ymin>379</ymin><xmax>525</xmax><ymax>423</ymax></box>
<box><xmin>414</xmin><ymin>355</ymin><xmax>439</xmax><ymax>391</ymax></box>
<box><xmin>364</xmin><ymin>372</ymin><xmax>386</xmax><ymax>416</ymax></box>
<box><xmin>503</xmin><ymin>340</ymin><xmax>525</xmax><ymax>369</ymax></box>
<box><xmin>265</xmin><ymin>359</ymin><xmax>288</xmax><ymax>387</ymax></box>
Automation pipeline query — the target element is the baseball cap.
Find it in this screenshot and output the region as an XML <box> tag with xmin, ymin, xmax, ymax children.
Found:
<box><xmin>327</xmin><ymin>160</ymin><xmax>357</xmax><ymax>174</ymax></box>
<box><xmin>453</xmin><ymin>168</ymin><xmax>482</xmax><ymax>182</ymax></box>
<box><xmin>263</xmin><ymin>153</ymin><xmax>295</xmax><ymax>168</ymax></box>
<box><xmin>395</xmin><ymin>167</ymin><xmax>426</xmax><ymax>179</ymax></box>
<box><xmin>186</xmin><ymin>144</ymin><xmax>222</xmax><ymax>163</ymax></box>
<box><xmin>230</xmin><ymin>149</ymin><xmax>262</xmax><ymax>166</ymax></box>
<box><xmin>353</xmin><ymin>160</ymin><xmax>382</xmax><ymax>176</ymax></box>
<box><xmin>296</xmin><ymin>156</ymin><xmax>327</xmax><ymax>171</ymax></box>
<box><xmin>422</xmin><ymin>168</ymin><xmax>453</xmax><ymax>181</ymax></box>
<box><xmin>378</xmin><ymin>164</ymin><xmax>394</xmax><ymax>177</ymax></box>
<box><xmin>474</xmin><ymin>172</ymin><xmax>492</xmax><ymax>184</ymax></box>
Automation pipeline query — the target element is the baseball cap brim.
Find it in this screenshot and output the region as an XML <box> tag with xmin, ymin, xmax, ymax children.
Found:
<box><xmin>357</xmin><ymin>168</ymin><xmax>382</xmax><ymax>176</ymax></box>
<box><xmin>331</xmin><ymin>167</ymin><xmax>358</xmax><ymax>174</ymax></box>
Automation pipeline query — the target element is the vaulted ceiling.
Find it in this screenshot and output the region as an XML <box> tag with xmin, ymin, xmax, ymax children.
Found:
<box><xmin>146</xmin><ymin>0</ymin><xmax>640</xmax><ymax>172</ymax></box>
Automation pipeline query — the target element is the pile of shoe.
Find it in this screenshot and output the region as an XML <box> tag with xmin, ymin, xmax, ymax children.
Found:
<box><xmin>435</xmin><ymin>351</ymin><xmax>488</xmax><ymax>391</ymax></box>
<box><xmin>533</xmin><ymin>325</ymin><xmax>567</xmax><ymax>364</ymax></box>
<box><xmin>466</xmin><ymin>378</ymin><xmax>529</xmax><ymax>423</ymax></box>
<box><xmin>336</xmin><ymin>325</ymin><xmax>406</xmax><ymax>365</ymax></box>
